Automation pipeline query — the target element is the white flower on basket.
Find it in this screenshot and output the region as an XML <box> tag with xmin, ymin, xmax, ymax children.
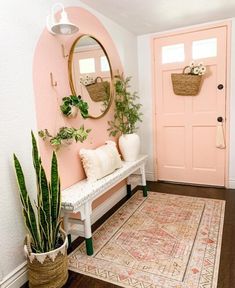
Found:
<box><xmin>186</xmin><ymin>62</ymin><xmax>207</xmax><ymax>75</ymax></box>
<box><xmin>190</xmin><ymin>61</ymin><xmax>195</xmax><ymax>67</ymax></box>
<box><xmin>184</xmin><ymin>66</ymin><xmax>191</xmax><ymax>74</ymax></box>
<box><xmin>199</xmin><ymin>66</ymin><xmax>206</xmax><ymax>75</ymax></box>
<box><xmin>193</xmin><ymin>67</ymin><xmax>200</xmax><ymax>75</ymax></box>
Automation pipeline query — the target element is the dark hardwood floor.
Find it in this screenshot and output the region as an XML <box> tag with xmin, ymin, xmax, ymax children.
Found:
<box><xmin>22</xmin><ymin>181</ymin><xmax>235</xmax><ymax>288</ymax></box>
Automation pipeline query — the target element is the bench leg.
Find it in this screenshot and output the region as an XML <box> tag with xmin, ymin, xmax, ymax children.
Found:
<box><xmin>140</xmin><ymin>164</ymin><xmax>148</xmax><ymax>197</ymax></box>
<box><xmin>85</xmin><ymin>237</ymin><xmax>93</xmax><ymax>256</ymax></box>
<box><xmin>84</xmin><ymin>202</ymin><xmax>94</xmax><ymax>256</ymax></box>
<box><xmin>127</xmin><ymin>184</ymin><xmax>132</xmax><ymax>198</ymax></box>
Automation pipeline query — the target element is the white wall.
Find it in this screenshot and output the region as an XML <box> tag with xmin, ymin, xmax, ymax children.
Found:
<box><xmin>76</xmin><ymin>1</ymin><xmax>139</xmax><ymax>87</ymax></box>
<box><xmin>0</xmin><ymin>1</ymin><xmax>138</xmax><ymax>286</ymax></box>
<box><xmin>138</xmin><ymin>19</ymin><xmax>235</xmax><ymax>187</ymax></box>
<box><xmin>137</xmin><ymin>35</ymin><xmax>155</xmax><ymax>180</ymax></box>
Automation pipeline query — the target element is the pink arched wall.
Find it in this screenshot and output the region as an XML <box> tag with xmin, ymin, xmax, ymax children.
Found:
<box><xmin>33</xmin><ymin>7</ymin><xmax>123</xmax><ymax>196</ymax></box>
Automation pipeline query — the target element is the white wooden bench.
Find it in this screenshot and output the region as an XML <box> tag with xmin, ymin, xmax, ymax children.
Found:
<box><xmin>61</xmin><ymin>154</ymin><xmax>148</xmax><ymax>255</ymax></box>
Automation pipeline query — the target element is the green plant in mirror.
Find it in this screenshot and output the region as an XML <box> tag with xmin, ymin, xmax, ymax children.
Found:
<box><xmin>13</xmin><ymin>132</ymin><xmax>62</xmax><ymax>253</ymax></box>
<box><xmin>60</xmin><ymin>95</ymin><xmax>89</xmax><ymax>118</ymax></box>
<box><xmin>108</xmin><ymin>73</ymin><xmax>142</xmax><ymax>137</ymax></box>
<box><xmin>38</xmin><ymin>126</ymin><xmax>91</xmax><ymax>150</ymax></box>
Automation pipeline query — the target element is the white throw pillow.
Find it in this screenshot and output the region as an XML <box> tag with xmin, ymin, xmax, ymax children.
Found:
<box><xmin>79</xmin><ymin>141</ymin><xmax>123</xmax><ymax>182</ymax></box>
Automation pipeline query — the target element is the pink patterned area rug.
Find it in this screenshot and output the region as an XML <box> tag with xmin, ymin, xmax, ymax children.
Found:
<box><xmin>68</xmin><ymin>191</ymin><xmax>225</xmax><ymax>288</ymax></box>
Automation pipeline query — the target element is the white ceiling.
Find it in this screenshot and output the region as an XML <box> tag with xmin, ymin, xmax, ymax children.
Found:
<box><xmin>80</xmin><ymin>0</ymin><xmax>235</xmax><ymax>35</ymax></box>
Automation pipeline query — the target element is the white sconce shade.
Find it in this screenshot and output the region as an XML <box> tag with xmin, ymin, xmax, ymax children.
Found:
<box><xmin>47</xmin><ymin>3</ymin><xmax>79</xmax><ymax>35</ymax></box>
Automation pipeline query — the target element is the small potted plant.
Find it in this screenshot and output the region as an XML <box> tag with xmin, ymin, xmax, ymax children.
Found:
<box><xmin>38</xmin><ymin>126</ymin><xmax>91</xmax><ymax>150</ymax></box>
<box><xmin>13</xmin><ymin>132</ymin><xmax>68</xmax><ymax>288</ymax></box>
<box><xmin>60</xmin><ymin>95</ymin><xmax>89</xmax><ymax>118</ymax></box>
<box><xmin>108</xmin><ymin>73</ymin><xmax>142</xmax><ymax>161</ymax></box>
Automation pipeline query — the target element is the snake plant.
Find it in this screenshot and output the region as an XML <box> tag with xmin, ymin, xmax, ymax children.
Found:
<box><xmin>13</xmin><ymin>132</ymin><xmax>62</xmax><ymax>253</ymax></box>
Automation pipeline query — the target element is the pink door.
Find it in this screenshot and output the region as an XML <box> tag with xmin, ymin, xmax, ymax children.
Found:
<box><xmin>154</xmin><ymin>25</ymin><xmax>228</xmax><ymax>186</ymax></box>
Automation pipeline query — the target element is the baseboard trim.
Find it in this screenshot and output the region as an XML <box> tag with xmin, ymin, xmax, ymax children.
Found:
<box><xmin>146</xmin><ymin>172</ymin><xmax>155</xmax><ymax>181</ymax></box>
<box><xmin>0</xmin><ymin>262</ymin><xmax>27</xmax><ymax>288</ymax></box>
<box><xmin>228</xmin><ymin>179</ymin><xmax>235</xmax><ymax>188</ymax></box>
<box><xmin>127</xmin><ymin>171</ymin><xmax>155</xmax><ymax>182</ymax></box>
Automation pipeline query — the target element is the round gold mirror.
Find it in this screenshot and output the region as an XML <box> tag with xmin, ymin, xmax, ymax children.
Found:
<box><xmin>68</xmin><ymin>35</ymin><xmax>113</xmax><ymax>119</ymax></box>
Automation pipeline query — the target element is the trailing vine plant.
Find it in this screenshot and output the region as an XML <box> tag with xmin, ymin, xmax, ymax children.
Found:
<box><xmin>38</xmin><ymin>126</ymin><xmax>91</xmax><ymax>150</ymax></box>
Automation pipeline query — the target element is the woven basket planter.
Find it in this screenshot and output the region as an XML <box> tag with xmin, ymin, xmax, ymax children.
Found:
<box><xmin>171</xmin><ymin>73</ymin><xmax>202</xmax><ymax>96</ymax></box>
<box><xmin>24</xmin><ymin>231</ymin><xmax>68</xmax><ymax>288</ymax></box>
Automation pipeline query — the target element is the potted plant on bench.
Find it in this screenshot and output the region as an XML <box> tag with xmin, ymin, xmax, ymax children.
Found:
<box><xmin>108</xmin><ymin>73</ymin><xmax>142</xmax><ymax>161</ymax></box>
<box><xmin>13</xmin><ymin>132</ymin><xmax>68</xmax><ymax>288</ymax></box>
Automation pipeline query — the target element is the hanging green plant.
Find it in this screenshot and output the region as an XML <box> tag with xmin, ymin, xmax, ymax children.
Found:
<box><xmin>38</xmin><ymin>126</ymin><xmax>91</xmax><ymax>150</ymax></box>
<box><xmin>60</xmin><ymin>95</ymin><xmax>89</xmax><ymax>118</ymax></box>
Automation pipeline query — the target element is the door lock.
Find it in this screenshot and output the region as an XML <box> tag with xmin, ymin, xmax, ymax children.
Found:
<box><xmin>217</xmin><ymin>116</ymin><xmax>223</xmax><ymax>122</ymax></box>
<box><xmin>217</xmin><ymin>84</ymin><xmax>224</xmax><ymax>90</ymax></box>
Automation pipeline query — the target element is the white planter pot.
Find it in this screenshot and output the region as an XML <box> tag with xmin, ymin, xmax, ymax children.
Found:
<box><xmin>68</xmin><ymin>106</ymin><xmax>78</xmax><ymax>118</ymax></box>
<box><xmin>119</xmin><ymin>133</ymin><xmax>140</xmax><ymax>162</ymax></box>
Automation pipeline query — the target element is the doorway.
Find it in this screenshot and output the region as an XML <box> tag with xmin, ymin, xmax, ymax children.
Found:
<box><xmin>153</xmin><ymin>23</ymin><xmax>230</xmax><ymax>186</ymax></box>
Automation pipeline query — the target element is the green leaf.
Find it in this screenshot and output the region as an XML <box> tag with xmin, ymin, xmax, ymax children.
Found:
<box><xmin>50</xmin><ymin>137</ymin><xmax>61</xmax><ymax>147</ymax></box>
<box><xmin>70</xmin><ymin>95</ymin><xmax>79</xmax><ymax>102</ymax></box>
<box><xmin>39</xmin><ymin>206</ymin><xmax>50</xmax><ymax>251</ymax></box>
<box><xmin>51</xmin><ymin>152</ymin><xmax>60</xmax><ymax>242</ymax></box>
<box><xmin>57</xmin><ymin>179</ymin><xmax>61</xmax><ymax>223</ymax></box>
<box><xmin>22</xmin><ymin>209</ymin><xmax>41</xmax><ymax>252</ymax></box>
<box><xmin>31</xmin><ymin>131</ymin><xmax>41</xmax><ymax>183</ymax></box>
<box><xmin>53</xmin><ymin>220</ymin><xmax>62</xmax><ymax>247</ymax></box>
<box><xmin>39</xmin><ymin>165</ymin><xmax>52</xmax><ymax>245</ymax></box>
<box><xmin>13</xmin><ymin>154</ymin><xmax>42</xmax><ymax>251</ymax></box>
<box><xmin>60</xmin><ymin>95</ymin><xmax>89</xmax><ymax>118</ymax></box>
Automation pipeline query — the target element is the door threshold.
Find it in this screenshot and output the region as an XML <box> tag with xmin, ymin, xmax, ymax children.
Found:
<box><xmin>156</xmin><ymin>180</ymin><xmax>225</xmax><ymax>189</ymax></box>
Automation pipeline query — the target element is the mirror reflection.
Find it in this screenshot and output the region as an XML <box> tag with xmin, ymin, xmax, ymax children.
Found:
<box><xmin>69</xmin><ymin>35</ymin><xmax>113</xmax><ymax>119</ymax></box>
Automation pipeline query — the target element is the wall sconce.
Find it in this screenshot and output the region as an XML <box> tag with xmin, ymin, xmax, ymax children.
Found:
<box><xmin>47</xmin><ymin>3</ymin><xmax>79</xmax><ymax>35</ymax></box>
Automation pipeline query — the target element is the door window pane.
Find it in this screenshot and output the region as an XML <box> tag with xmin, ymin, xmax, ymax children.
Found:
<box><xmin>79</xmin><ymin>58</ymin><xmax>95</xmax><ymax>74</ymax></box>
<box><xmin>100</xmin><ymin>56</ymin><xmax>110</xmax><ymax>72</ymax></box>
<box><xmin>192</xmin><ymin>38</ymin><xmax>217</xmax><ymax>59</ymax></box>
<box><xmin>162</xmin><ymin>43</ymin><xmax>185</xmax><ymax>64</ymax></box>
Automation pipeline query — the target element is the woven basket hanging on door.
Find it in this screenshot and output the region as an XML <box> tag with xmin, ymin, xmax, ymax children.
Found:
<box><xmin>171</xmin><ymin>67</ymin><xmax>202</xmax><ymax>96</ymax></box>
<box><xmin>85</xmin><ymin>76</ymin><xmax>110</xmax><ymax>102</ymax></box>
